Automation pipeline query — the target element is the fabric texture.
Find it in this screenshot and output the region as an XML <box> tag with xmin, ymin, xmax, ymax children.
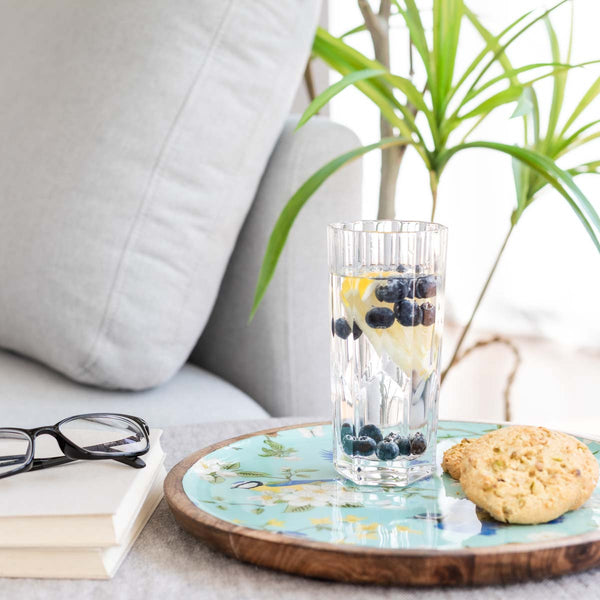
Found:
<box><xmin>192</xmin><ymin>116</ymin><xmax>362</xmax><ymax>417</ymax></box>
<box><xmin>0</xmin><ymin>0</ymin><xmax>319</xmax><ymax>390</ymax></box>
<box><xmin>0</xmin><ymin>418</ymin><xmax>596</xmax><ymax>598</ymax></box>
<box><xmin>0</xmin><ymin>349</ymin><xmax>267</xmax><ymax>428</ymax></box>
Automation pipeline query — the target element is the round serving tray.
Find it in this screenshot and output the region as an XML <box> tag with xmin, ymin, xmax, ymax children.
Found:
<box><xmin>164</xmin><ymin>420</ymin><xmax>600</xmax><ymax>586</ymax></box>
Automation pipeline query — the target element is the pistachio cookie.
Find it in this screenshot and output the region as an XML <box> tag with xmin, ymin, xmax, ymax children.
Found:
<box><xmin>442</xmin><ymin>438</ymin><xmax>474</xmax><ymax>480</ymax></box>
<box><xmin>460</xmin><ymin>425</ymin><xmax>599</xmax><ymax>524</ymax></box>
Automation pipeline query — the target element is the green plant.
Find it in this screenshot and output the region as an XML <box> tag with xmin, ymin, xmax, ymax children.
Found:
<box><xmin>250</xmin><ymin>1</ymin><xmax>600</xmax><ymax>401</ymax></box>
<box><xmin>441</xmin><ymin>6</ymin><xmax>600</xmax><ymax>403</ymax></box>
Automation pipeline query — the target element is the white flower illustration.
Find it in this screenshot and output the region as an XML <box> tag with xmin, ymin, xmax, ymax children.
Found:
<box><xmin>284</xmin><ymin>491</ymin><xmax>332</xmax><ymax>507</ymax></box>
<box><xmin>331</xmin><ymin>486</ymin><xmax>364</xmax><ymax>507</ymax></box>
<box><xmin>252</xmin><ymin>490</ymin><xmax>283</xmax><ymax>506</ymax></box>
<box><xmin>300</xmin><ymin>426</ymin><xmax>325</xmax><ymax>438</ymax></box>
<box><xmin>191</xmin><ymin>458</ymin><xmax>238</xmax><ymax>482</ymax></box>
<box><xmin>280</xmin><ymin>484</ymin><xmax>333</xmax><ymax>507</ymax></box>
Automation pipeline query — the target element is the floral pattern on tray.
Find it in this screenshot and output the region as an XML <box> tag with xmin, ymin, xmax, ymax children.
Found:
<box><xmin>181</xmin><ymin>421</ymin><xmax>600</xmax><ymax>550</ymax></box>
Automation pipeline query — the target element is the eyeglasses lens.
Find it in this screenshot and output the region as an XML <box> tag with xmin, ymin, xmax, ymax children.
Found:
<box><xmin>58</xmin><ymin>416</ymin><xmax>147</xmax><ymax>456</ymax></box>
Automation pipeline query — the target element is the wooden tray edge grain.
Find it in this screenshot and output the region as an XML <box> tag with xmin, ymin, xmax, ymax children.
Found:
<box><xmin>164</xmin><ymin>421</ymin><xmax>600</xmax><ymax>587</ymax></box>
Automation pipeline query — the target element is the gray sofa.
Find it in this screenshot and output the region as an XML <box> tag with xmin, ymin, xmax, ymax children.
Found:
<box><xmin>2</xmin><ymin>116</ymin><xmax>361</xmax><ymax>428</ymax></box>
<box><xmin>0</xmin><ymin>0</ymin><xmax>362</xmax><ymax>428</ymax></box>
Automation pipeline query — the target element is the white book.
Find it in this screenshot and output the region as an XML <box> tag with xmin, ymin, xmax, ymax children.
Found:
<box><xmin>0</xmin><ymin>465</ymin><xmax>165</xmax><ymax>579</ymax></box>
<box><xmin>0</xmin><ymin>429</ymin><xmax>164</xmax><ymax>548</ymax></box>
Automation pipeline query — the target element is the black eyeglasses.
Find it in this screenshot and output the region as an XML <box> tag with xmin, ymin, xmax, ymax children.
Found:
<box><xmin>0</xmin><ymin>413</ymin><xmax>150</xmax><ymax>480</ymax></box>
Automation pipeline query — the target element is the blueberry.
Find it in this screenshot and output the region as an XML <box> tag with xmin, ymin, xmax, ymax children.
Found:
<box><xmin>365</xmin><ymin>307</ymin><xmax>395</xmax><ymax>329</ymax></box>
<box><xmin>334</xmin><ymin>317</ymin><xmax>352</xmax><ymax>339</ymax></box>
<box><xmin>385</xmin><ymin>432</ymin><xmax>411</xmax><ymax>455</ymax></box>
<box><xmin>394</xmin><ymin>299</ymin><xmax>422</xmax><ymax>326</ymax></box>
<box><xmin>415</xmin><ymin>265</ymin><xmax>424</xmax><ymax>274</ymax></box>
<box><xmin>358</xmin><ymin>424</ymin><xmax>383</xmax><ymax>443</ymax></box>
<box><xmin>352</xmin><ymin>322</ymin><xmax>363</xmax><ymax>340</ymax></box>
<box><xmin>342</xmin><ymin>434</ymin><xmax>357</xmax><ymax>455</ymax></box>
<box><xmin>410</xmin><ymin>432</ymin><xmax>427</xmax><ymax>455</ymax></box>
<box><xmin>376</xmin><ymin>440</ymin><xmax>400</xmax><ymax>461</ymax></box>
<box><xmin>354</xmin><ymin>436</ymin><xmax>377</xmax><ymax>456</ymax></box>
<box><xmin>396</xmin><ymin>264</ymin><xmax>409</xmax><ymax>273</ymax></box>
<box><xmin>405</xmin><ymin>277</ymin><xmax>416</xmax><ymax>299</ymax></box>
<box><xmin>421</xmin><ymin>302</ymin><xmax>435</xmax><ymax>326</ymax></box>
<box><xmin>341</xmin><ymin>422</ymin><xmax>355</xmax><ymax>439</ymax></box>
<box><xmin>374</xmin><ymin>278</ymin><xmax>408</xmax><ymax>303</ymax></box>
<box><xmin>416</xmin><ymin>275</ymin><xmax>437</xmax><ymax>299</ymax></box>
<box><xmin>396</xmin><ymin>436</ymin><xmax>411</xmax><ymax>456</ymax></box>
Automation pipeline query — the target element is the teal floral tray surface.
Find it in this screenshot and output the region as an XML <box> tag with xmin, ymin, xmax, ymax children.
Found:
<box><xmin>181</xmin><ymin>421</ymin><xmax>600</xmax><ymax>550</ymax></box>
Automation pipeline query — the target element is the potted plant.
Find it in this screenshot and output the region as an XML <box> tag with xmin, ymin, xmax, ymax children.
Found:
<box><xmin>251</xmin><ymin>0</ymin><xmax>600</xmax><ymax>411</ymax></box>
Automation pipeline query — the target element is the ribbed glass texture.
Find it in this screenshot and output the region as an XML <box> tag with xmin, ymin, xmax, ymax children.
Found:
<box><xmin>328</xmin><ymin>220</ymin><xmax>447</xmax><ymax>487</ymax></box>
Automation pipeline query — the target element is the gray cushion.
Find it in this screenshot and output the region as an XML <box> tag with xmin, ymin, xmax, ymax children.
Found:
<box><xmin>0</xmin><ymin>350</ymin><xmax>268</xmax><ymax>428</ymax></box>
<box><xmin>0</xmin><ymin>0</ymin><xmax>319</xmax><ymax>390</ymax></box>
<box><xmin>192</xmin><ymin>116</ymin><xmax>362</xmax><ymax>417</ymax></box>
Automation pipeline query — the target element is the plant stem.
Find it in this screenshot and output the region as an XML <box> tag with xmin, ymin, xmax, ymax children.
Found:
<box><xmin>359</xmin><ymin>0</ymin><xmax>402</xmax><ymax>220</ymax></box>
<box><xmin>378</xmin><ymin>147</ymin><xmax>402</xmax><ymax>219</ymax></box>
<box><xmin>441</xmin><ymin>224</ymin><xmax>515</xmax><ymax>383</ymax></box>
<box><xmin>304</xmin><ymin>60</ymin><xmax>317</xmax><ymax>102</ymax></box>
<box><xmin>429</xmin><ymin>171</ymin><xmax>439</xmax><ymax>221</ymax></box>
<box><xmin>447</xmin><ymin>335</ymin><xmax>521</xmax><ymax>421</ymax></box>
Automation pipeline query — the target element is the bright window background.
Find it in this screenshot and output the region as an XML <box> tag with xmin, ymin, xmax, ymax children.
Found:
<box><xmin>328</xmin><ymin>1</ymin><xmax>600</xmax><ymax>349</ymax></box>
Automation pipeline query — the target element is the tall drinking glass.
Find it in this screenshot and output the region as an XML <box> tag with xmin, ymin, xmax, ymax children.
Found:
<box><xmin>328</xmin><ymin>221</ymin><xmax>447</xmax><ymax>487</ymax></box>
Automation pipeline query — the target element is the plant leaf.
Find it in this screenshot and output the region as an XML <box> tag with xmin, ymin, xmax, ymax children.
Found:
<box><xmin>312</xmin><ymin>41</ymin><xmax>397</xmax><ymax>123</ymax></box>
<box><xmin>400</xmin><ymin>0</ymin><xmax>437</xmax><ymax>109</ymax></box>
<box><xmin>433</xmin><ymin>0</ymin><xmax>463</xmax><ymax>113</ymax></box>
<box><xmin>542</xmin><ymin>15</ymin><xmax>566</xmax><ymax>153</ymax></box>
<box><xmin>296</xmin><ymin>68</ymin><xmax>385</xmax><ymax>130</ymax></box>
<box><xmin>284</xmin><ymin>504</ymin><xmax>313</xmax><ymax>513</ymax></box>
<box><xmin>312</xmin><ymin>31</ymin><xmax>420</xmax><ymax>142</ymax></box>
<box><xmin>459</xmin><ymin>7</ymin><xmax>525</xmax><ymax>94</ymax></box>
<box><xmin>559</xmin><ymin>74</ymin><xmax>600</xmax><ymax>136</ymax></box>
<box><xmin>313</xmin><ymin>28</ymin><xmax>397</xmax><ymax>103</ymax></box>
<box><xmin>438</xmin><ymin>141</ymin><xmax>600</xmax><ymax>252</ymax></box>
<box><xmin>465</xmin><ymin>61</ymin><xmax>575</xmax><ymax>105</ymax></box>
<box><xmin>511</xmin><ymin>157</ymin><xmax>530</xmax><ymax>224</ymax></box>
<box><xmin>250</xmin><ymin>137</ymin><xmax>412</xmax><ymax>320</ymax></box>
<box><xmin>568</xmin><ymin>160</ymin><xmax>600</xmax><ymax>176</ymax></box>
<box><xmin>462</xmin><ymin>1</ymin><xmax>569</xmax><ymax>101</ymax></box>
<box><xmin>339</xmin><ymin>23</ymin><xmax>366</xmax><ymax>39</ymax></box>
<box><xmin>561</xmin><ymin>130</ymin><xmax>600</xmax><ymax>153</ymax></box>
<box><xmin>554</xmin><ymin>118</ymin><xmax>600</xmax><ymax>157</ymax></box>
<box><xmin>511</xmin><ymin>87</ymin><xmax>535</xmax><ymax>119</ymax></box>
<box><xmin>529</xmin><ymin>86</ymin><xmax>542</xmax><ymax>148</ymax></box>
<box><xmin>459</xmin><ymin>86</ymin><xmax>523</xmax><ymax>120</ymax></box>
<box><xmin>313</xmin><ymin>27</ymin><xmax>436</xmax><ymax>153</ymax></box>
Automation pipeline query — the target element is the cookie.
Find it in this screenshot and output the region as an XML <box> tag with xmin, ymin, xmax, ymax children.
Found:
<box><xmin>442</xmin><ymin>438</ymin><xmax>474</xmax><ymax>480</ymax></box>
<box><xmin>459</xmin><ymin>425</ymin><xmax>599</xmax><ymax>524</ymax></box>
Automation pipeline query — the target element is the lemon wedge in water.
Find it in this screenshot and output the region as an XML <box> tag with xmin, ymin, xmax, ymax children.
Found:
<box><xmin>340</xmin><ymin>272</ymin><xmax>438</xmax><ymax>379</ymax></box>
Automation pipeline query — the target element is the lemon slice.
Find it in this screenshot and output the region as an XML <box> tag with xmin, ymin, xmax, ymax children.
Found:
<box><xmin>340</xmin><ymin>273</ymin><xmax>438</xmax><ymax>378</ymax></box>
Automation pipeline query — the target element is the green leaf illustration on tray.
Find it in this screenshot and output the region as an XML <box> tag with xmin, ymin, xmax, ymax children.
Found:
<box><xmin>182</xmin><ymin>421</ymin><xmax>600</xmax><ymax>550</ymax></box>
<box><xmin>258</xmin><ymin>437</ymin><xmax>298</xmax><ymax>459</ymax></box>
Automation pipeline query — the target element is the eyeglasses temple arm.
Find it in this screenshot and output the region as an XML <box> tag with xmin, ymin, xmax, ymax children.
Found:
<box><xmin>114</xmin><ymin>456</ymin><xmax>146</xmax><ymax>469</ymax></box>
<box><xmin>29</xmin><ymin>454</ymin><xmax>146</xmax><ymax>472</ymax></box>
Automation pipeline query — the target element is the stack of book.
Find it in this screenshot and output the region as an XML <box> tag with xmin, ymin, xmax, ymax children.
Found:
<box><xmin>0</xmin><ymin>429</ymin><xmax>165</xmax><ymax>579</ymax></box>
